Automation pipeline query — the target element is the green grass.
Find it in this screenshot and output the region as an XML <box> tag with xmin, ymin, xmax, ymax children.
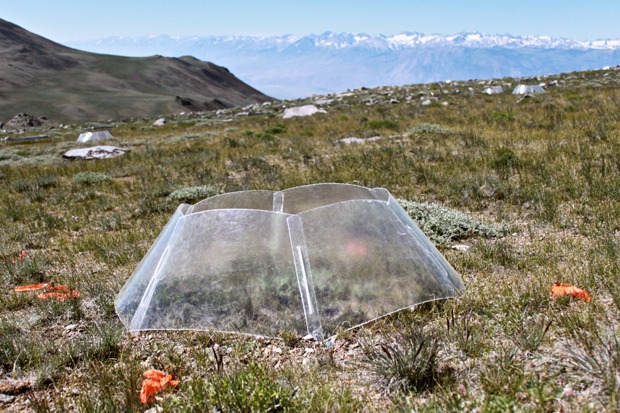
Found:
<box><xmin>1</xmin><ymin>66</ymin><xmax>620</xmax><ymax>411</ymax></box>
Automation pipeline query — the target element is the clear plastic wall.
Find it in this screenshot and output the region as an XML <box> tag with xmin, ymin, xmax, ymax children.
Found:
<box><xmin>115</xmin><ymin>184</ymin><xmax>464</xmax><ymax>340</ymax></box>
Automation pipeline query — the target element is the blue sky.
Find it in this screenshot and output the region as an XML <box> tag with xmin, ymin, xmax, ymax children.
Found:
<box><xmin>4</xmin><ymin>0</ymin><xmax>619</xmax><ymax>42</ymax></box>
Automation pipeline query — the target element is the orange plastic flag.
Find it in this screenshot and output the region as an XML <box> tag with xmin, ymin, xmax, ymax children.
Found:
<box><xmin>550</xmin><ymin>282</ymin><xmax>591</xmax><ymax>302</ymax></box>
<box><xmin>140</xmin><ymin>370</ymin><xmax>178</xmax><ymax>404</ymax></box>
<box><xmin>15</xmin><ymin>283</ymin><xmax>53</xmax><ymax>291</ymax></box>
<box><xmin>37</xmin><ymin>290</ymin><xmax>80</xmax><ymax>301</ymax></box>
<box><xmin>15</xmin><ymin>284</ymin><xmax>79</xmax><ymax>301</ymax></box>
<box><xmin>11</xmin><ymin>250</ymin><xmax>26</xmax><ymax>263</ymax></box>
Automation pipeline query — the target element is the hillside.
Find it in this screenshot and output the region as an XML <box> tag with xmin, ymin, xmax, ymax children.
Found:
<box><xmin>1</xmin><ymin>66</ymin><xmax>620</xmax><ymax>411</ymax></box>
<box><xmin>0</xmin><ymin>19</ymin><xmax>274</xmax><ymax>124</ymax></box>
<box><xmin>67</xmin><ymin>31</ymin><xmax>620</xmax><ymax>99</ymax></box>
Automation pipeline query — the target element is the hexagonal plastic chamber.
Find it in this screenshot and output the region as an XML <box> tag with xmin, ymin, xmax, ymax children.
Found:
<box><xmin>115</xmin><ymin>183</ymin><xmax>464</xmax><ymax>340</ymax></box>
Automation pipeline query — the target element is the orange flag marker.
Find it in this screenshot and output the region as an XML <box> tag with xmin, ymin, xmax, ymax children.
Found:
<box><xmin>37</xmin><ymin>290</ymin><xmax>80</xmax><ymax>301</ymax></box>
<box><xmin>140</xmin><ymin>370</ymin><xmax>178</xmax><ymax>404</ymax></box>
<box><xmin>550</xmin><ymin>282</ymin><xmax>591</xmax><ymax>302</ymax></box>
<box><xmin>15</xmin><ymin>284</ymin><xmax>79</xmax><ymax>301</ymax></box>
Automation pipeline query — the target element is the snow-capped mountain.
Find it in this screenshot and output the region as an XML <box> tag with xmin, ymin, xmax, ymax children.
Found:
<box><xmin>65</xmin><ymin>32</ymin><xmax>620</xmax><ymax>99</ymax></box>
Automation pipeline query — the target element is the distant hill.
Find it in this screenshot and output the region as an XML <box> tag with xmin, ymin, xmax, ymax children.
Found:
<box><xmin>0</xmin><ymin>19</ymin><xmax>275</xmax><ymax>123</ymax></box>
<box><xmin>67</xmin><ymin>31</ymin><xmax>620</xmax><ymax>99</ymax></box>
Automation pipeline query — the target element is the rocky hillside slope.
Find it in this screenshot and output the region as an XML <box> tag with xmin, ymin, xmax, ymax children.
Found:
<box><xmin>0</xmin><ymin>19</ymin><xmax>275</xmax><ymax>123</ymax></box>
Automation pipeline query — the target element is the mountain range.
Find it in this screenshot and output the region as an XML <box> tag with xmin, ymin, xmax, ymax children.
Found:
<box><xmin>66</xmin><ymin>32</ymin><xmax>620</xmax><ymax>99</ymax></box>
<box><xmin>0</xmin><ymin>19</ymin><xmax>273</xmax><ymax>123</ymax></box>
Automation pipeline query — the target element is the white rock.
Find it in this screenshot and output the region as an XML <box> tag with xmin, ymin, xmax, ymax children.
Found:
<box><xmin>340</xmin><ymin>136</ymin><xmax>382</xmax><ymax>144</ymax></box>
<box><xmin>282</xmin><ymin>105</ymin><xmax>326</xmax><ymax>119</ymax></box>
<box><xmin>153</xmin><ymin>118</ymin><xmax>167</xmax><ymax>126</ymax></box>
<box><xmin>0</xmin><ymin>394</ymin><xmax>15</xmax><ymax>403</ymax></box>
<box><xmin>314</xmin><ymin>98</ymin><xmax>333</xmax><ymax>105</ymax></box>
<box><xmin>63</xmin><ymin>146</ymin><xmax>129</xmax><ymax>160</ymax></box>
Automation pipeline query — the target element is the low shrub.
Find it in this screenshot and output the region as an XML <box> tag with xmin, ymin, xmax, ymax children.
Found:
<box><xmin>411</xmin><ymin>123</ymin><xmax>451</xmax><ymax>134</ymax></box>
<box><xmin>73</xmin><ymin>172</ymin><xmax>112</xmax><ymax>185</ymax></box>
<box><xmin>168</xmin><ymin>185</ymin><xmax>220</xmax><ymax>203</ymax></box>
<box><xmin>397</xmin><ymin>199</ymin><xmax>507</xmax><ymax>247</ymax></box>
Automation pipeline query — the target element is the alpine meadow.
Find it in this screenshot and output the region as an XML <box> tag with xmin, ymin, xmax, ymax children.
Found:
<box><xmin>1</xmin><ymin>61</ymin><xmax>620</xmax><ymax>411</ymax></box>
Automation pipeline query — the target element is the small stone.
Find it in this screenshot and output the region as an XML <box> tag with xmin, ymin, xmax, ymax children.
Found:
<box><xmin>0</xmin><ymin>394</ymin><xmax>15</xmax><ymax>403</ymax></box>
<box><xmin>282</xmin><ymin>105</ymin><xmax>326</xmax><ymax>119</ymax></box>
<box><xmin>0</xmin><ymin>381</ymin><xmax>32</xmax><ymax>395</ymax></box>
<box><xmin>65</xmin><ymin>324</ymin><xmax>78</xmax><ymax>330</ymax></box>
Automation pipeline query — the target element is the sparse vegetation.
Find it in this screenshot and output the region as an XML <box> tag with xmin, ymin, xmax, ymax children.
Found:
<box><xmin>1</xmin><ymin>66</ymin><xmax>620</xmax><ymax>411</ymax></box>
<box><xmin>72</xmin><ymin>171</ymin><xmax>111</xmax><ymax>185</ymax></box>
<box><xmin>367</xmin><ymin>119</ymin><xmax>399</xmax><ymax>130</ymax></box>
<box><xmin>361</xmin><ymin>325</ymin><xmax>444</xmax><ymax>393</ymax></box>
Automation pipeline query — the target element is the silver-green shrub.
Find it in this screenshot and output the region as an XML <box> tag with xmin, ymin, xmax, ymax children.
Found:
<box><xmin>168</xmin><ymin>185</ymin><xmax>220</xmax><ymax>203</ymax></box>
<box><xmin>73</xmin><ymin>172</ymin><xmax>112</xmax><ymax>185</ymax></box>
<box><xmin>411</xmin><ymin>123</ymin><xmax>451</xmax><ymax>134</ymax></box>
<box><xmin>397</xmin><ymin>199</ymin><xmax>507</xmax><ymax>247</ymax></box>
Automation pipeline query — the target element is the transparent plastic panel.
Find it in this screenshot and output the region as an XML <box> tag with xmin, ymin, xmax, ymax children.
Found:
<box><xmin>127</xmin><ymin>209</ymin><xmax>305</xmax><ymax>336</ymax></box>
<box><xmin>387</xmin><ymin>195</ymin><xmax>464</xmax><ymax>291</ymax></box>
<box><xmin>280</xmin><ymin>183</ymin><xmax>388</xmax><ymax>214</ymax></box>
<box><xmin>296</xmin><ymin>200</ymin><xmax>463</xmax><ymax>338</ymax></box>
<box><xmin>189</xmin><ymin>190</ymin><xmax>275</xmax><ymax>214</ymax></box>
<box><xmin>115</xmin><ymin>205</ymin><xmax>188</xmax><ymax>326</ymax></box>
<box><xmin>287</xmin><ymin>215</ymin><xmax>323</xmax><ymax>340</ymax></box>
<box><xmin>116</xmin><ymin>184</ymin><xmax>464</xmax><ymax>339</ymax></box>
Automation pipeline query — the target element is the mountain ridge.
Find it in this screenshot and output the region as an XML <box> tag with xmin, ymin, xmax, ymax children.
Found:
<box><xmin>0</xmin><ymin>19</ymin><xmax>274</xmax><ymax>123</ymax></box>
<box><xmin>65</xmin><ymin>31</ymin><xmax>620</xmax><ymax>100</ymax></box>
<box><xmin>67</xmin><ymin>31</ymin><xmax>620</xmax><ymax>52</ymax></box>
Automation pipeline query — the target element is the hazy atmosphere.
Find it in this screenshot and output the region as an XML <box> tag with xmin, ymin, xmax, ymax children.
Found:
<box><xmin>5</xmin><ymin>0</ymin><xmax>620</xmax><ymax>41</ymax></box>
